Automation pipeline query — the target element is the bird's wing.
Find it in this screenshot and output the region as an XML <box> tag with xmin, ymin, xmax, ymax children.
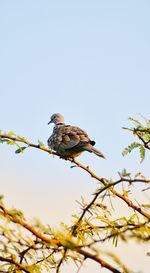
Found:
<box><xmin>58</xmin><ymin>125</ymin><xmax>90</xmax><ymax>149</ymax></box>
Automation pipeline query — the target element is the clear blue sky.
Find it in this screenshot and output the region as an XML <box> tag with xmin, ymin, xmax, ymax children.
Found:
<box><xmin>1</xmin><ymin>1</ymin><xmax>150</xmax><ymax>272</ymax></box>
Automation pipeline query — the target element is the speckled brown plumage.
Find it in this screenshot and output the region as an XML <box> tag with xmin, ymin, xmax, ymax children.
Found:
<box><xmin>47</xmin><ymin>113</ymin><xmax>105</xmax><ymax>159</ymax></box>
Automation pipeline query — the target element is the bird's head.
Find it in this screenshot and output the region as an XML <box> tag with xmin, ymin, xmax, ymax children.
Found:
<box><xmin>48</xmin><ymin>113</ymin><xmax>64</xmax><ymax>125</ymax></box>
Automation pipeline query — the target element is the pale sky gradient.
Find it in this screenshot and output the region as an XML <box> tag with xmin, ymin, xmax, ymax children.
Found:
<box><xmin>1</xmin><ymin>1</ymin><xmax>150</xmax><ymax>273</ymax></box>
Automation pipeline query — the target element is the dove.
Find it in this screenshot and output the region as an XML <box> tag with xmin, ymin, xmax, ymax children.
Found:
<box><xmin>47</xmin><ymin>113</ymin><xmax>105</xmax><ymax>159</ymax></box>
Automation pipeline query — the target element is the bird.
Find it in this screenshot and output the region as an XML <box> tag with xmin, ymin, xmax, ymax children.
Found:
<box><xmin>47</xmin><ymin>113</ymin><xmax>105</xmax><ymax>159</ymax></box>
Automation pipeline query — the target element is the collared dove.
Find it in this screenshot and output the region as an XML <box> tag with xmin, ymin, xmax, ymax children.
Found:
<box><xmin>47</xmin><ymin>113</ymin><xmax>105</xmax><ymax>159</ymax></box>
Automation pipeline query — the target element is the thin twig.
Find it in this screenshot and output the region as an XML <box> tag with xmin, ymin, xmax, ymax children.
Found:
<box><xmin>0</xmin><ymin>256</ymin><xmax>30</xmax><ymax>273</ymax></box>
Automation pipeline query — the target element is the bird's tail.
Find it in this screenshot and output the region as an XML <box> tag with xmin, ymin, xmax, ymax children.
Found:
<box><xmin>86</xmin><ymin>145</ymin><xmax>106</xmax><ymax>159</ymax></box>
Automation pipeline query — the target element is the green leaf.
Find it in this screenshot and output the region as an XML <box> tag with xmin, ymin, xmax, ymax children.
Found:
<box><xmin>121</xmin><ymin>169</ymin><xmax>131</xmax><ymax>177</ymax></box>
<box><xmin>0</xmin><ymin>194</ymin><xmax>4</xmax><ymax>201</ymax></box>
<box><xmin>128</xmin><ymin>117</ymin><xmax>142</xmax><ymax>126</ymax></box>
<box><xmin>122</xmin><ymin>142</ymin><xmax>145</xmax><ymax>163</ymax></box>
<box><xmin>122</xmin><ymin>127</ymin><xmax>133</xmax><ymax>132</ymax></box>
<box><xmin>8</xmin><ymin>131</ymin><xmax>15</xmax><ymax>136</ymax></box>
<box><xmin>146</xmin><ymin>119</ymin><xmax>150</xmax><ymax>128</ymax></box>
<box><xmin>122</xmin><ymin>142</ymin><xmax>140</xmax><ymax>156</ymax></box>
<box><xmin>139</xmin><ymin>145</ymin><xmax>145</xmax><ymax>163</ymax></box>
<box><xmin>15</xmin><ymin>146</ymin><xmax>27</xmax><ymax>154</ymax></box>
<box><xmin>112</xmin><ymin>233</ymin><xmax>118</xmax><ymax>247</ymax></box>
<box><xmin>17</xmin><ymin>136</ymin><xmax>28</xmax><ymax>142</ymax></box>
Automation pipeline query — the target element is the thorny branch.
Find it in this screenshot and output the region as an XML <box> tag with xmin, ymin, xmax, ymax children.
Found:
<box><xmin>0</xmin><ymin>132</ymin><xmax>150</xmax><ymax>221</ymax></box>
<box><xmin>0</xmin><ymin>131</ymin><xmax>150</xmax><ymax>273</ymax></box>
<box><xmin>134</xmin><ymin>128</ymin><xmax>150</xmax><ymax>149</ymax></box>
<box><xmin>0</xmin><ymin>203</ymin><xmax>122</xmax><ymax>273</ymax></box>
<box><xmin>71</xmin><ymin>177</ymin><xmax>150</xmax><ymax>235</ymax></box>
<box><xmin>0</xmin><ymin>256</ymin><xmax>30</xmax><ymax>273</ymax></box>
<box><xmin>72</xmin><ymin>159</ymin><xmax>150</xmax><ymax>219</ymax></box>
<box><xmin>87</xmin><ymin>220</ymin><xmax>150</xmax><ymax>245</ymax></box>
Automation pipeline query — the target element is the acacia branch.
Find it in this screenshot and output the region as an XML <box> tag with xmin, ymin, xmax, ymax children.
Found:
<box><xmin>0</xmin><ymin>256</ymin><xmax>30</xmax><ymax>273</ymax></box>
<box><xmin>134</xmin><ymin>130</ymin><xmax>150</xmax><ymax>149</ymax></box>
<box><xmin>0</xmin><ymin>203</ymin><xmax>61</xmax><ymax>246</ymax></box>
<box><xmin>71</xmin><ymin>177</ymin><xmax>150</xmax><ymax>235</ymax></box>
<box><xmin>76</xmin><ymin>248</ymin><xmax>121</xmax><ymax>273</ymax></box>
<box><xmin>71</xmin><ymin>158</ymin><xmax>150</xmax><ymax>219</ymax></box>
<box><xmin>56</xmin><ymin>248</ymin><xmax>67</xmax><ymax>273</ymax></box>
<box><xmin>89</xmin><ymin>220</ymin><xmax>150</xmax><ymax>245</ymax></box>
<box><xmin>0</xmin><ymin>133</ymin><xmax>150</xmax><ymax>221</ymax></box>
<box><xmin>0</xmin><ymin>133</ymin><xmax>56</xmax><ymax>154</ymax></box>
<box><xmin>1</xmin><ymin>131</ymin><xmax>149</xmax><ymax>272</ymax></box>
<box><xmin>0</xmin><ymin>203</ymin><xmax>122</xmax><ymax>273</ymax></box>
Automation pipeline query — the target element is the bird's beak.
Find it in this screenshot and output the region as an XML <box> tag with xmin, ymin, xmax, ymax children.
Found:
<box><xmin>48</xmin><ymin>120</ymin><xmax>52</xmax><ymax>125</ymax></box>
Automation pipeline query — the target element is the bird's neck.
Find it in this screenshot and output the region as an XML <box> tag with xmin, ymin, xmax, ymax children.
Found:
<box><xmin>54</xmin><ymin>122</ymin><xmax>64</xmax><ymax>129</ymax></box>
<box><xmin>56</xmin><ymin>122</ymin><xmax>64</xmax><ymax>126</ymax></box>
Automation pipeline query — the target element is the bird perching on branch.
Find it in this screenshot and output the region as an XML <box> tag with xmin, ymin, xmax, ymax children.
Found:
<box><xmin>47</xmin><ymin>113</ymin><xmax>105</xmax><ymax>159</ymax></box>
